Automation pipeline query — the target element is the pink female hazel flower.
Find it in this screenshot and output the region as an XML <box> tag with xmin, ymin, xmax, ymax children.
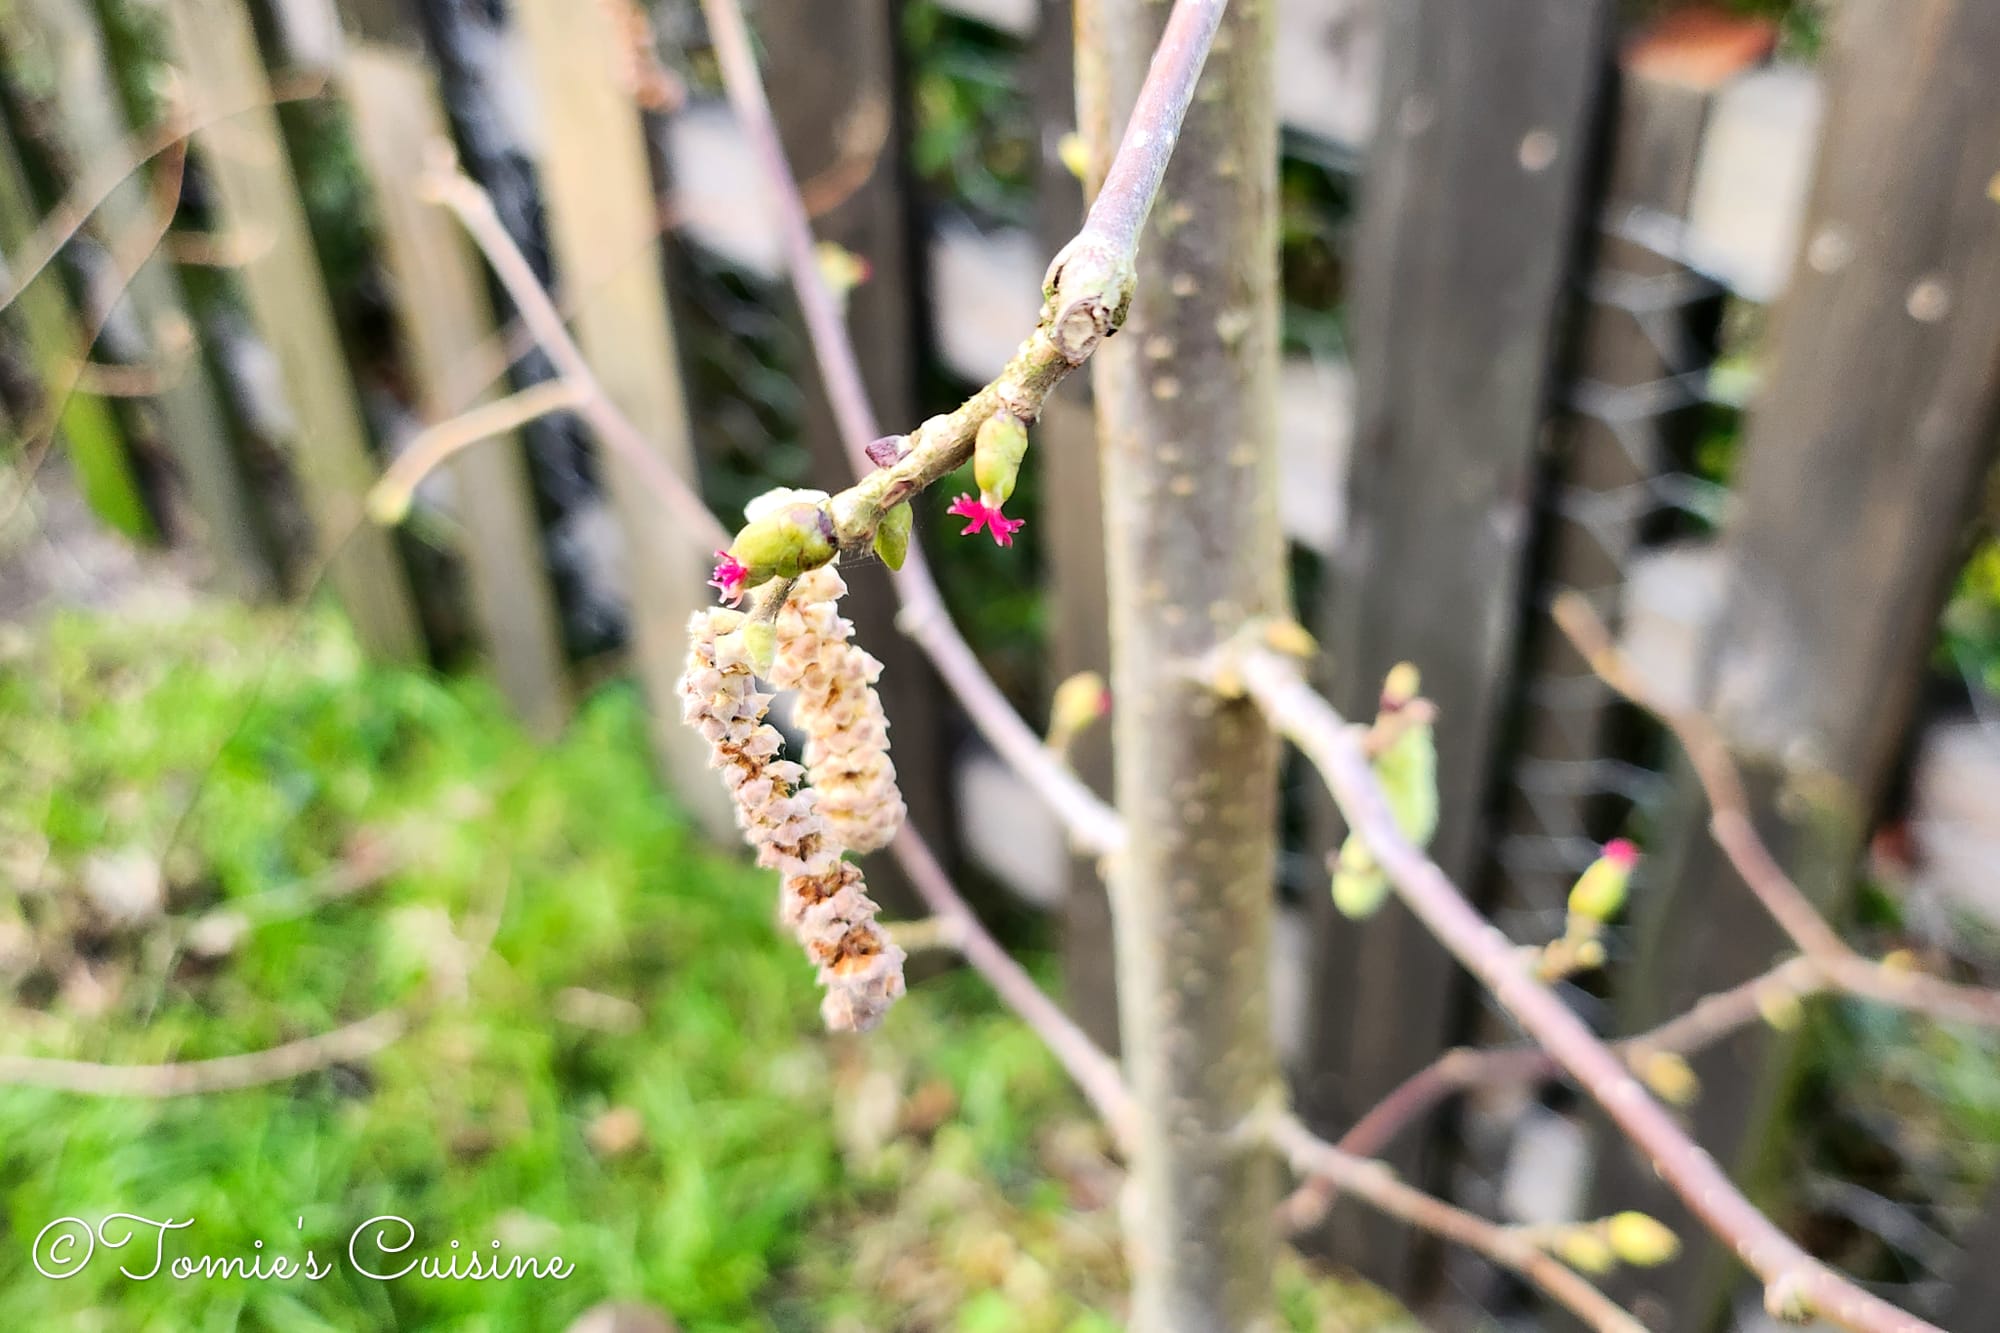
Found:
<box><xmin>709</xmin><ymin>551</ymin><xmax>751</xmax><ymax>606</ymax></box>
<box><xmin>1568</xmin><ymin>837</ymin><xmax>1641</xmax><ymax>924</ymax></box>
<box><xmin>946</xmin><ymin>409</ymin><xmax>1032</xmax><ymax>548</ymax></box>
<box><xmin>947</xmin><ymin>494</ymin><xmax>1026</xmax><ymax>547</ymax></box>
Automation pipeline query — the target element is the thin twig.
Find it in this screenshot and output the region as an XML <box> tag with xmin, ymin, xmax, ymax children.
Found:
<box><xmin>419</xmin><ymin>161</ymin><xmax>727</xmax><ymax>548</ymax></box>
<box><xmin>367</xmin><ymin>378</ymin><xmax>585</xmax><ymax>521</ymax></box>
<box><xmin>889</xmin><ymin>826</ymin><xmax>1136</xmax><ymax>1148</ymax></box>
<box><xmin>1227</xmin><ymin>643</ymin><xmax>1941</xmax><ymax>1333</ymax></box>
<box><xmin>1281</xmin><ymin>954</ymin><xmax>1825</xmax><ymax>1231</ymax></box>
<box><xmin>1</xmin><ymin>133</ymin><xmax>190</xmax><ymax>529</ymax></box>
<box><xmin>0</xmin><ymin>1011</ymin><xmax>405</xmax><ymax>1096</ymax></box>
<box><xmin>0</xmin><ymin>73</ymin><xmax>328</xmax><ymax>311</ymax></box>
<box><xmin>1554</xmin><ymin>593</ymin><xmax>2000</xmax><ymax>1029</ymax></box>
<box><xmin>1263</xmin><ymin>1108</ymin><xmax>1649</xmax><ymax>1333</ymax></box>
<box><xmin>894</xmin><ymin>828</ymin><xmax>1643</xmax><ymax>1333</ymax></box>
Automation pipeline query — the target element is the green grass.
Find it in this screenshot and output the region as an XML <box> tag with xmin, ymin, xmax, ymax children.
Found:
<box><xmin>0</xmin><ymin>605</ymin><xmax>1023</xmax><ymax>1329</ymax></box>
<box><xmin>0</xmin><ymin>603</ymin><xmax>1411</xmax><ymax>1331</ymax></box>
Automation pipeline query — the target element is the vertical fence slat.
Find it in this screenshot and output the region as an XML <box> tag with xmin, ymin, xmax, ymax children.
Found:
<box><xmin>11</xmin><ymin>0</ymin><xmax>272</xmax><ymax>593</ymax></box>
<box><xmin>1486</xmin><ymin>35</ymin><xmax>1742</xmax><ymax>941</ymax></box>
<box><xmin>0</xmin><ymin>122</ymin><xmax>148</xmax><ymax>539</ymax></box>
<box><xmin>1597</xmin><ymin>3</ymin><xmax>2000</xmax><ymax>1329</ymax></box>
<box><xmin>757</xmin><ymin>0</ymin><xmax>955</xmax><ymax>898</ymax></box>
<box><xmin>511</xmin><ymin>0</ymin><xmax>733</xmax><ymax>837</ymax></box>
<box><xmin>1944</xmin><ymin>1181</ymin><xmax>2000</xmax><ymax>1331</ymax></box>
<box><xmin>1033</xmin><ymin>0</ymin><xmax>1120</xmax><ymax>1051</ymax></box>
<box><xmin>1299</xmin><ymin>0</ymin><xmax>1614</xmax><ymax>1292</ymax></box>
<box><xmin>160</xmin><ymin>0</ymin><xmax>422</xmax><ymax>660</ymax></box>
<box><xmin>341</xmin><ymin>40</ymin><xmax>571</xmax><ymax>739</ymax></box>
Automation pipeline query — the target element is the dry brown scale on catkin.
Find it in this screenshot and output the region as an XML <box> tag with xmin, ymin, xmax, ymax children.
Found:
<box><xmin>767</xmin><ymin>566</ymin><xmax>906</xmax><ymax>854</ymax></box>
<box><xmin>678</xmin><ymin>607</ymin><xmax>906</xmax><ymax>1031</ymax></box>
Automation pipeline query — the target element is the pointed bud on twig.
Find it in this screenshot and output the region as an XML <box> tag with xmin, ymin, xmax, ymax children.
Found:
<box><xmin>1638</xmin><ymin>1050</ymin><xmax>1700</xmax><ymax>1106</ymax></box>
<box><xmin>1606</xmin><ymin>1212</ymin><xmax>1680</xmax><ymax>1267</ymax></box>
<box><xmin>1555</xmin><ymin>1228</ymin><xmax>1616</xmax><ymax>1275</ymax></box>
<box><xmin>365</xmin><ymin>479</ymin><xmax>414</xmax><ymax>527</ymax></box>
<box><xmin>1763</xmin><ymin>1272</ymin><xmax>1815</xmax><ymax>1324</ymax></box>
<box><xmin>873</xmin><ymin>501</ymin><xmax>912</xmax><ymax>571</ymax></box>
<box><xmin>1756</xmin><ymin>985</ymin><xmax>1806</xmax><ymax>1032</ymax></box>
<box><xmin>1260</xmin><ymin>619</ymin><xmax>1318</xmax><ymax>659</ymax></box>
<box><xmin>1567</xmin><ymin>838</ymin><xmax>1639</xmax><ymax>924</ymax></box>
<box><xmin>1057</xmin><ymin>130</ymin><xmax>1090</xmax><ymax>184</ymax></box>
<box><xmin>1381</xmin><ymin>662</ymin><xmax>1421</xmax><ymax>711</ymax></box>
<box><xmin>718</xmin><ymin>499</ymin><xmax>838</xmax><ymax>600</ymax></box>
<box><xmin>864</xmin><ymin>435</ymin><xmax>907</xmax><ymax>468</ymax></box>
<box><xmin>948</xmin><ymin>409</ymin><xmax>1032</xmax><ymax>548</ymax></box>
<box><xmin>1046</xmin><ymin>671</ymin><xmax>1111</xmax><ymax>757</ymax></box>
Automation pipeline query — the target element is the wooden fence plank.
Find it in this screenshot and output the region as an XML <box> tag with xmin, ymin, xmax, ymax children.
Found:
<box><xmin>0</xmin><ymin>120</ymin><xmax>147</xmax><ymax>540</ymax></box>
<box><xmin>757</xmin><ymin>0</ymin><xmax>954</xmax><ymax>901</ymax></box>
<box><xmin>341</xmin><ymin>39</ymin><xmax>571</xmax><ymax>739</ymax></box>
<box><xmin>1595</xmin><ymin>4</ymin><xmax>2000</xmax><ymax>1330</ymax></box>
<box><xmin>1944</xmin><ymin>1179</ymin><xmax>2000</xmax><ymax>1332</ymax></box>
<box><xmin>1299</xmin><ymin>0</ymin><xmax>1614</xmax><ymax>1294</ymax></box>
<box><xmin>159</xmin><ymin>0</ymin><xmax>422</xmax><ymax>660</ymax></box>
<box><xmin>10</xmin><ymin>0</ymin><xmax>272</xmax><ymax>594</ymax></box>
<box><xmin>511</xmin><ymin>0</ymin><xmax>733</xmax><ymax>838</ymax></box>
<box><xmin>1486</xmin><ymin>22</ymin><xmax>1760</xmax><ymax>948</ymax></box>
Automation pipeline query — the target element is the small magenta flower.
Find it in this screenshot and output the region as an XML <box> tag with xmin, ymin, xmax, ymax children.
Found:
<box><xmin>709</xmin><ymin>550</ymin><xmax>751</xmax><ymax>606</ymax></box>
<box><xmin>946</xmin><ymin>494</ymin><xmax>1026</xmax><ymax>547</ymax></box>
<box><xmin>947</xmin><ymin>409</ymin><xmax>1032</xmax><ymax>548</ymax></box>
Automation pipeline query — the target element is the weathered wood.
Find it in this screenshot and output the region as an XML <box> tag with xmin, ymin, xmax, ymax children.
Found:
<box><xmin>1944</xmin><ymin>1179</ymin><xmax>2000</xmax><ymax>1332</ymax></box>
<box><xmin>511</xmin><ymin>0</ymin><xmax>732</xmax><ymax>837</ymax></box>
<box><xmin>9</xmin><ymin>0</ymin><xmax>272</xmax><ymax>593</ymax></box>
<box><xmin>1459</xmin><ymin>15</ymin><xmax>1769</xmax><ymax>1325</ymax></box>
<box><xmin>341</xmin><ymin>41</ymin><xmax>570</xmax><ymax>738</ymax></box>
<box><xmin>1598</xmin><ymin>4</ymin><xmax>2000</xmax><ymax>1330</ymax></box>
<box><xmin>0</xmin><ymin>119</ymin><xmax>148</xmax><ymax>540</ymax></box>
<box><xmin>1082</xmin><ymin>0</ymin><xmax>1284</xmax><ymax>1323</ymax></box>
<box><xmin>1487</xmin><ymin>21</ymin><xmax>1758</xmax><ymax>940</ymax></box>
<box><xmin>757</xmin><ymin>0</ymin><xmax>952</xmax><ymax>901</ymax></box>
<box><xmin>1300</xmin><ymin>0</ymin><xmax>1614</xmax><ymax>1295</ymax></box>
<box><xmin>1030</xmin><ymin>0</ymin><xmax>1118</xmax><ymax>1052</ymax></box>
<box><xmin>160</xmin><ymin>0</ymin><xmax>422</xmax><ymax>659</ymax></box>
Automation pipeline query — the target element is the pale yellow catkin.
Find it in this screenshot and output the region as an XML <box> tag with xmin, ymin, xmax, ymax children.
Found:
<box><xmin>768</xmin><ymin>566</ymin><xmax>906</xmax><ymax>854</ymax></box>
<box><xmin>678</xmin><ymin>608</ymin><xmax>905</xmax><ymax>1031</ymax></box>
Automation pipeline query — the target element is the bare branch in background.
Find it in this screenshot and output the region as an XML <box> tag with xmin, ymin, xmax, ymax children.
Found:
<box><xmin>1221</xmin><ymin>640</ymin><xmax>1945</xmax><ymax>1333</ymax></box>
<box><xmin>366</xmin><ymin>379</ymin><xmax>586</xmax><ymax>523</ymax></box>
<box><xmin>0</xmin><ymin>132</ymin><xmax>190</xmax><ymax>528</ymax></box>
<box><xmin>1281</xmin><ymin>954</ymin><xmax>1825</xmax><ymax>1231</ymax></box>
<box><xmin>1263</xmin><ymin>1107</ymin><xmax>1650</xmax><ymax>1333</ymax></box>
<box><xmin>0</xmin><ymin>1011</ymin><xmax>406</xmax><ymax>1096</ymax></box>
<box><xmin>0</xmin><ymin>72</ymin><xmax>327</xmax><ymax>312</ymax></box>
<box><xmin>1554</xmin><ymin>593</ymin><xmax>2000</xmax><ymax>1028</ymax></box>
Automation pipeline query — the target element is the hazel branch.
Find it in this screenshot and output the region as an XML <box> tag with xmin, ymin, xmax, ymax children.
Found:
<box><xmin>1553</xmin><ymin>593</ymin><xmax>2000</xmax><ymax>1029</ymax></box>
<box><xmin>1218</xmin><ymin>641</ymin><xmax>1943</xmax><ymax>1333</ymax></box>
<box><xmin>693</xmin><ymin>0</ymin><xmax>1232</xmax><ymax>859</ymax></box>
<box><xmin>422</xmin><ymin>148</ymin><xmax>1124</xmax><ymax>857</ymax></box>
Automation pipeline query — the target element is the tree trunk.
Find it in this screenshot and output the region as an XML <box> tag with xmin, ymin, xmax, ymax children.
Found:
<box><xmin>1079</xmin><ymin>0</ymin><xmax>1284</xmax><ymax>1326</ymax></box>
